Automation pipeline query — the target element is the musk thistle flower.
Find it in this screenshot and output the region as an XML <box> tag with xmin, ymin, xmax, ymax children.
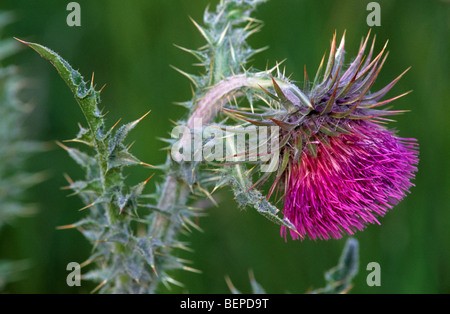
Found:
<box><xmin>225</xmin><ymin>31</ymin><xmax>419</xmax><ymax>240</ymax></box>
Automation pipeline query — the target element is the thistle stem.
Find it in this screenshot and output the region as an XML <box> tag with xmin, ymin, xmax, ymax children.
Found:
<box><xmin>150</xmin><ymin>73</ymin><xmax>297</xmax><ymax>283</ymax></box>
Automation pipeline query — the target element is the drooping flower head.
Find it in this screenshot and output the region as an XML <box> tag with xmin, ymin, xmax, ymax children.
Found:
<box><xmin>224</xmin><ymin>31</ymin><xmax>419</xmax><ymax>240</ymax></box>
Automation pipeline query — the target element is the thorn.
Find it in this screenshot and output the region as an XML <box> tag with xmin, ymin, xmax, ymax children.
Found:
<box><xmin>323</xmin><ymin>31</ymin><xmax>337</xmax><ymax>80</ymax></box>
<box><xmin>240</xmin><ymin>63</ymin><xmax>247</xmax><ymax>74</ymax></box>
<box><xmin>63</xmin><ymin>173</ymin><xmax>74</xmax><ymax>185</ymax></box>
<box><xmin>92</xmin><ymin>239</ymin><xmax>107</xmax><ymax>244</ymax></box>
<box><xmin>368</xmin><ymin>90</ymin><xmax>413</xmax><ymax>108</ymax></box>
<box><xmin>189</xmin><ymin>16</ymin><xmax>212</xmax><ymax>46</ymax></box>
<box><xmin>183</xmin><ymin>266</ymin><xmax>202</xmax><ymax>274</ymax></box>
<box><xmin>99</xmin><ymin>84</ymin><xmax>107</xmax><ymax>93</ymax></box>
<box><xmin>217</xmin><ymin>22</ymin><xmax>231</xmax><ymax>46</ymax></box>
<box><xmin>303</xmin><ymin>65</ymin><xmax>309</xmax><ymax>90</ymax></box>
<box><xmin>258</xmin><ymin>84</ymin><xmax>279</xmax><ymax>102</ymax></box>
<box><xmin>90</xmin><ymin>72</ymin><xmax>95</xmax><ymax>89</ymax></box>
<box><xmin>111</xmin><ymin>118</ymin><xmax>122</xmax><ymax>131</ymax></box>
<box><xmin>270</xmin><ymin>74</ymin><xmax>287</xmax><ymax>102</ymax></box>
<box><xmin>174</xmin><ymin>243</ymin><xmax>194</xmax><ymax>253</ymax></box>
<box><xmin>232</xmin><ymin>93</ymin><xmax>239</xmax><ymax>108</ymax></box>
<box><xmin>126</xmin><ymin>140</ymin><xmax>136</xmax><ymax>150</ymax></box>
<box><xmin>56</xmin><ymin>224</ymin><xmax>76</xmax><ymax>230</ymax></box>
<box><xmin>180</xmin><ymin>224</ymin><xmax>192</xmax><ymax>234</ymax></box>
<box><xmin>248</xmin><ymin>269</ymin><xmax>256</xmax><ymax>281</ymax></box>
<box><xmin>268</xmin><ymin>117</ymin><xmax>296</xmax><ymax>130</ymax></box>
<box><xmin>254</xmin><ymin>93</ymin><xmax>272</xmax><ymax>107</ymax></box>
<box><xmin>79</xmin><ymin>202</ymin><xmax>95</xmax><ymax>212</ymax></box>
<box><xmin>266</xmin><ymin>59</ymin><xmax>287</xmax><ymax>74</ymax></box>
<box><xmin>173</xmin><ymin>44</ymin><xmax>204</xmax><ymax>62</ymax></box>
<box><xmin>164</xmin><ymin>276</ymin><xmax>184</xmax><ymax>288</ymax></box>
<box><xmin>62</xmin><ymin>138</ymin><xmax>92</xmax><ymax>146</ymax></box>
<box><xmin>336</xmin><ymin>30</ymin><xmax>346</xmax><ymax>57</ymax></box>
<box><xmin>225</xmin><ymin>275</ymin><xmax>237</xmax><ymax>293</ymax></box>
<box><xmin>80</xmin><ymin>258</ymin><xmax>95</xmax><ymax>268</ymax></box>
<box><xmin>125</xmin><ymin>110</ymin><xmax>152</xmax><ymax>132</ymax></box>
<box><xmin>143</xmin><ymin>173</ymin><xmax>155</xmax><ymax>185</ymax></box>
<box><xmin>176</xmin><ymin>257</ymin><xmax>194</xmax><ymax>265</ymax></box>
<box><xmin>364</xmin><ymin>28</ymin><xmax>372</xmax><ymax>47</ymax></box>
<box><xmin>181</xmin><ymin>216</ymin><xmax>204</xmax><ymax>233</ymax></box>
<box><xmin>190</xmin><ymin>83</ymin><xmax>197</xmax><ymax>100</ymax></box>
<box><xmin>170</xmin><ymin>65</ymin><xmax>199</xmax><ymax>87</ymax></box>
<box><xmin>14</xmin><ymin>37</ymin><xmax>30</xmax><ymax>45</ymax></box>
<box><xmin>252</xmin><ymin>46</ymin><xmax>269</xmax><ymax>57</ymax></box>
<box><xmin>137</xmin><ymin>109</ymin><xmax>151</xmax><ymax>123</ymax></box>
<box><xmin>151</xmin><ymin>265</ymin><xmax>159</xmax><ymax>277</ymax></box>
<box><xmin>313</xmin><ymin>51</ymin><xmax>327</xmax><ymax>86</ymax></box>
<box><xmin>55</xmin><ymin>140</ymin><xmax>69</xmax><ymax>151</ymax></box>
<box><xmin>358</xmin><ymin>40</ymin><xmax>388</xmax><ymax>79</ymax></box>
<box><xmin>91</xmin><ymin>280</ymin><xmax>107</xmax><ymax>294</ymax></box>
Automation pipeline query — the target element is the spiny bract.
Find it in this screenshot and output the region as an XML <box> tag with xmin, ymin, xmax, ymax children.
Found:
<box><xmin>227</xmin><ymin>31</ymin><xmax>419</xmax><ymax>240</ymax></box>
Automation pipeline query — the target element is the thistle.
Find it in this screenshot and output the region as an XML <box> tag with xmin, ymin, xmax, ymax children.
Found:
<box><xmin>20</xmin><ymin>0</ymin><xmax>419</xmax><ymax>294</ymax></box>
<box><xmin>226</xmin><ymin>31</ymin><xmax>419</xmax><ymax>240</ymax></box>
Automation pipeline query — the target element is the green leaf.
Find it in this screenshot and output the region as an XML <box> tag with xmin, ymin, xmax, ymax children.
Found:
<box><xmin>57</xmin><ymin>142</ymin><xmax>96</xmax><ymax>169</ymax></box>
<box><xmin>134</xmin><ymin>237</ymin><xmax>155</xmax><ymax>269</ymax></box>
<box><xmin>107</xmin><ymin>150</ymin><xmax>143</xmax><ymax>171</ymax></box>
<box><xmin>19</xmin><ymin>39</ymin><xmax>106</xmax><ymax>155</ymax></box>
<box><xmin>231</xmin><ymin>174</ymin><xmax>297</xmax><ymax>232</ymax></box>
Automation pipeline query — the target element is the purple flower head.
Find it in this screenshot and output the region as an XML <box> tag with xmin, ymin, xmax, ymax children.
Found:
<box><xmin>282</xmin><ymin>120</ymin><xmax>418</xmax><ymax>240</ymax></box>
<box><xmin>225</xmin><ymin>31</ymin><xmax>419</xmax><ymax>240</ymax></box>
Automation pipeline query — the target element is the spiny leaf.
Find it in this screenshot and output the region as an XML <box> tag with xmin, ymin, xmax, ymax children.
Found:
<box><xmin>134</xmin><ymin>237</ymin><xmax>155</xmax><ymax>269</ymax></box>
<box><xmin>56</xmin><ymin>141</ymin><xmax>96</xmax><ymax>169</ymax></box>
<box><xmin>18</xmin><ymin>39</ymin><xmax>106</xmax><ymax>154</ymax></box>
<box><xmin>64</xmin><ymin>124</ymin><xmax>94</xmax><ymax>147</ymax></box>
<box><xmin>110</xmin><ymin>110</ymin><xmax>151</xmax><ymax>154</ymax></box>
<box><xmin>66</xmin><ymin>179</ymin><xmax>102</xmax><ymax>196</ymax></box>
<box><xmin>173</xmin><ymin>44</ymin><xmax>207</xmax><ymax>63</ymax></box>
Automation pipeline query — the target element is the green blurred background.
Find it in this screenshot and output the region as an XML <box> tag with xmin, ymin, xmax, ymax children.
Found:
<box><xmin>0</xmin><ymin>0</ymin><xmax>448</xmax><ymax>293</ymax></box>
